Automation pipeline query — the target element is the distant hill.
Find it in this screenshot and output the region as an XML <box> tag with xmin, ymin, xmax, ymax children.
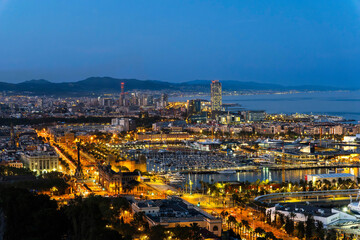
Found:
<box><xmin>0</xmin><ymin>77</ymin><xmax>348</xmax><ymax>95</ymax></box>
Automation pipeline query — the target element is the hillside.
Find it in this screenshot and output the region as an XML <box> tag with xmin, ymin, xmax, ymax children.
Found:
<box><xmin>0</xmin><ymin>77</ymin><xmax>347</xmax><ymax>95</ymax></box>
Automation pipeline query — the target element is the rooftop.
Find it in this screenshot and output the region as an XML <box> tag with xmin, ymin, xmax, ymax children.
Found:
<box><xmin>306</xmin><ymin>173</ymin><xmax>355</xmax><ymax>178</ymax></box>
<box><xmin>134</xmin><ymin>197</ymin><xmax>218</xmax><ymax>223</ymax></box>
<box><xmin>274</xmin><ymin>203</ymin><xmax>335</xmax><ymax>218</ymax></box>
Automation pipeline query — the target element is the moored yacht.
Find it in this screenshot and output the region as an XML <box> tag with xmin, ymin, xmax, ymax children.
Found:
<box><xmin>217</xmin><ymin>169</ymin><xmax>236</xmax><ymax>174</ymax></box>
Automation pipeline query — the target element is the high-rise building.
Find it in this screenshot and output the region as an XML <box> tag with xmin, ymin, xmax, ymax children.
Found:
<box><xmin>211</xmin><ymin>80</ymin><xmax>222</xmax><ymax>111</ymax></box>
<box><xmin>119</xmin><ymin>82</ymin><xmax>125</xmax><ymax>106</ymax></box>
<box><xmin>160</xmin><ymin>93</ymin><xmax>168</xmax><ymax>108</ymax></box>
<box><xmin>187</xmin><ymin>99</ymin><xmax>202</xmax><ymax>115</ymax></box>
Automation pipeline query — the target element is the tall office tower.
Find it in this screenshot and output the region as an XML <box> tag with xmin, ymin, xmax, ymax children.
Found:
<box><xmin>119</xmin><ymin>82</ymin><xmax>125</xmax><ymax>106</ymax></box>
<box><xmin>9</xmin><ymin>123</ymin><xmax>16</xmax><ymax>148</ymax></box>
<box><xmin>211</xmin><ymin>80</ymin><xmax>222</xmax><ymax>111</ymax></box>
<box><xmin>187</xmin><ymin>99</ymin><xmax>202</xmax><ymax>115</ymax></box>
<box><xmin>160</xmin><ymin>93</ymin><xmax>168</xmax><ymax>108</ymax></box>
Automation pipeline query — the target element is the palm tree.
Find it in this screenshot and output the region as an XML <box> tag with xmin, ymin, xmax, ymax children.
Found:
<box><xmin>231</xmin><ymin>193</ymin><xmax>238</xmax><ymax>207</ymax></box>
<box><xmin>220</xmin><ymin>210</ymin><xmax>228</xmax><ymax>220</ymax></box>
<box><xmin>149</xmin><ymin>225</ymin><xmax>166</xmax><ymax>240</ymax></box>
<box><xmin>241</xmin><ymin>219</ymin><xmax>249</xmax><ymax>234</ymax></box>
<box><xmin>237</xmin><ymin>222</ymin><xmax>243</xmax><ymax>236</ymax></box>
<box><xmin>255</xmin><ymin>227</ymin><xmax>265</xmax><ymax>238</ymax></box>
<box><xmin>277</xmin><ymin>212</ymin><xmax>285</xmax><ymax>228</ymax></box>
<box><xmin>198</xmin><ymin>180</ymin><xmax>204</xmax><ymax>193</ymax></box>
<box><xmin>297</xmin><ymin>221</ymin><xmax>305</xmax><ymax>239</ymax></box>
<box><xmin>189</xmin><ymin>223</ymin><xmax>201</xmax><ymax>240</ymax></box>
<box><xmin>265</xmin><ymin>231</ymin><xmax>276</xmax><ymax>240</ymax></box>
<box><xmin>123</xmin><ymin>180</ymin><xmax>140</xmax><ymax>194</ymax></box>
<box><xmin>289</xmin><ymin>211</ymin><xmax>296</xmax><ymax>221</ymax></box>
<box><xmin>227</xmin><ymin>215</ymin><xmax>237</xmax><ymax>230</ymax></box>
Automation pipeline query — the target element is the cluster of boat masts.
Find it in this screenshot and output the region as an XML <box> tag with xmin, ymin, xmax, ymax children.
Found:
<box><xmin>145</xmin><ymin>150</ymin><xmax>262</xmax><ymax>173</ymax></box>
<box><xmin>145</xmin><ymin>150</ymin><xmax>276</xmax><ymax>183</ymax></box>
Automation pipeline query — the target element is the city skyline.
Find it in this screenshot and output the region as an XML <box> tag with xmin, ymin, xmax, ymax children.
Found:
<box><xmin>1</xmin><ymin>1</ymin><xmax>360</xmax><ymax>240</ymax></box>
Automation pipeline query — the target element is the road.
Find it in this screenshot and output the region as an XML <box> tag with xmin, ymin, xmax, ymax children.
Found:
<box><xmin>255</xmin><ymin>189</ymin><xmax>360</xmax><ymax>203</ymax></box>
<box><xmin>210</xmin><ymin>206</ymin><xmax>297</xmax><ymax>240</ymax></box>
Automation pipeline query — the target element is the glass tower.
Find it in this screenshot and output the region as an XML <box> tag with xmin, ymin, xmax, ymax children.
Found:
<box><xmin>211</xmin><ymin>80</ymin><xmax>222</xmax><ymax>111</ymax></box>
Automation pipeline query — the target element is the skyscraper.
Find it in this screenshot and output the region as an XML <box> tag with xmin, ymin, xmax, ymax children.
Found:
<box><xmin>187</xmin><ymin>99</ymin><xmax>202</xmax><ymax>115</ymax></box>
<box><xmin>119</xmin><ymin>82</ymin><xmax>125</xmax><ymax>106</ymax></box>
<box><xmin>211</xmin><ymin>80</ymin><xmax>222</xmax><ymax>111</ymax></box>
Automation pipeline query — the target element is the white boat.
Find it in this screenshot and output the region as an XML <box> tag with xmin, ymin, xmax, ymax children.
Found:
<box><xmin>348</xmin><ymin>191</ymin><xmax>360</xmax><ymax>214</ymax></box>
<box><xmin>217</xmin><ymin>170</ymin><xmax>236</xmax><ymax>174</ymax></box>
<box><xmin>166</xmin><ymin>172</ymin><xmax>186</xmax><ymax>184</ymax></box>
<box><xmin>348</xmin><ymin>201</ymin><xmax>360</xmax><ymax>214</ymax></box>
<box><xmin>169</xmin><ymin>179</ymin><xmax>185</xmax><ymax>184</ymax></box>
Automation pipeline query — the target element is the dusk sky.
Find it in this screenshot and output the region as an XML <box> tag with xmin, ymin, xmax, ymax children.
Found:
<box><xmin>0</xmin><ymin>0</ymin><xmax>360</xmax><ymax>87</ymax></box>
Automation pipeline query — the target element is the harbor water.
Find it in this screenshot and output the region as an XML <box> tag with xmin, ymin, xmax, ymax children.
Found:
<box><xmin>181</xmin><ymin>167</ymin><xmax>360</xmax><ymax>189</ymax></box>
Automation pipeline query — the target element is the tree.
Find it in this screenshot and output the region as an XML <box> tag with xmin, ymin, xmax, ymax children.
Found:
<box><xmin>277</xmin><ymin>212</ymin><xmax>285</xmax><ymax>228</ymax></box>
<box><xmin>265</xmin><ymin>231</ymin><xmax>276</xmax><ymax>240</ymax></box>
<box><xmin>220</xmin><ymin>210</ymin><xmax>228</xmax><ymax>220</ymax></box>
<box><xmin>305</xmin><ymin>215</ymin><xmax>316</xmax><ymax>240</ymax></box>
<box><xmin>64</xmin><ymin>195</ymin><xmax>132</xmax><ymax>240</ymax></box>
<box><xmin>97</xmin><ymin>229</ymin><xmax>124</xmax><ymax>240</ymax></box>
<box><xmin>149</xmin><ymin>225</ymin><xmax>166</xmax><ymax>240</ymax></box>
<box><xmin>190</xmin><ymin>223</ymin><xmax>202</xmax><ymax>240</ymax></box>
<box><xmin>173</xmin><ymin>225</ymin><xmax>191</xmax><ymax>240</ymax></box>
<box><xmin>284</xmin><ymin>216</ymin><xmax>294</xmax><ymax>235</ymax></box>
<box><xmin>227</xmin><ymin>215</ymin><xmax>237</xmax><ymax>230</ymax></box>
<box><xmin>255</xmin><ymin>227</ymin><xmax>265</xmax><ymax>238</ymax></box>
<box><xmin>326</xmin><ymin>229</ymin><xmax>337</xmax><ymax>240</ymax></box>
<box><xmin>289</xmin><ymin>212</ymin><xmax>296</xmax><ymax>221</ymax></box>
<box><xmin>315</xmin><ymin>221</ymin><xmax>325</xmax><ymax>240</ymax></box>
<box><xmin>123</xmin><ymin>179</ymin><xmax>140</xmax><ymax>193</ymax></box>
<box><xmin>297</xmin><ymin>221</ymin><xmax>305</xmax><ymax>239</ymax></box>
<box><xmin>266</xmin><ymin>210</ymin><xmax>272</xmax><ymax>224</ymax></box>
<box><xmin>131</xmin><ymin>212</ymin><xmax>148</xmax><ymax>230</ymax></box>
<box><xmin>237</xmin><ymin>222</ymin><xmax>243</xmax><ymax>235</ymax></box>
<box><xmin>64</xmin><ymin>195</ymin><xmax>107</xmax><ymax>240</ymax></box>
<box><xmin>232</xmin><ymin>193</ymin><xmax>238</xmax><ymax>206</ymax></box>
<box><xmin>241</xmin><ymin>219</ymin><xmax>250</xmax><ymax>234</ymax></box>
<box><xmin>0</xmin><ymin>187</ymin><xmax>67</xmax><ymax>240</ymax></box>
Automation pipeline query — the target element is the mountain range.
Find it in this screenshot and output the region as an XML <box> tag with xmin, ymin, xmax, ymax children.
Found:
<box><xmin>0</xmin><ymin>77</ymin><xmax>349</xmax><ymax>95</ymax></box>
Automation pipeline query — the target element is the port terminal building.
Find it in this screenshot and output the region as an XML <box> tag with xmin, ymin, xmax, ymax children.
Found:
<box><xmin>267</xmin><ymin>203</ymin><xmax>356</xmax><ymax>228</ymax></box>
<box><xmin>305</xmin><ymin>173</ymin><xmax>356</xmax><ymax>184</ymax></box>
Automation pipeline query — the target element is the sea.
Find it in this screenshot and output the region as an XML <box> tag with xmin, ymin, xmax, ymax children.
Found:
<box><xmin>169</xmin><ymin>90</ymin><xmax>360</xmax><ymax>122</ymax></box>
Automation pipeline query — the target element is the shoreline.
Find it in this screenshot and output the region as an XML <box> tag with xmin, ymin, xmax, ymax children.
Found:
<box><xmin>169</xmin><ymin>90</ymin><xmax>360</xmax><ymax>122</ymax></box>
<box><xmin>169</xmin><ymin>89</ymin><xmax>356</xmax><ymax>99</ymax></box>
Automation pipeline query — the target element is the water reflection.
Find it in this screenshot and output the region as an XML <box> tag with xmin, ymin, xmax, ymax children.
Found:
<box><xmin>183</xmin><ymin>167</ymin><xmax>360</xmax><ymax>189</ymax></box>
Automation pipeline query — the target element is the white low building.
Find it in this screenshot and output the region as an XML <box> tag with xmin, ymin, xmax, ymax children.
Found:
<box><xmin>20</xmin><ymin>148</ymin><xmax>59</xmax><ymax>175</ymax></box>
<box><xmin>267</xmin><ymin>204</ymin><xmax>356</xmax><ymax>227</ymax></box>
<box><xmin>305</xmin><ymin>173</ymin><xmax>355</xmax><ymax>184</ymax></box>
<box><xmin>343</xmin><ymin>136</ymin><xmax>359</xmax><ymax>143</ymax></box>
<box><xmin>192</xmin><ymin>140</ymin><xmax>222</xmax><ymax>151</ymax></box>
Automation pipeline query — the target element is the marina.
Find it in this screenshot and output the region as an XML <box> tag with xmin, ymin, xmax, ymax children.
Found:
<box><xmin>145</xmin><ymin>149</ymin><xmax>248</xmax><ymax>173</ymax></box>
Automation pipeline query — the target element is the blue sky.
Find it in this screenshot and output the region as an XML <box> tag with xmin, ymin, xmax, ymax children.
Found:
<box><xmin>0</xmin><ymin>0</ymin><xmax>360</xmax><ymax>87</ymax></box>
